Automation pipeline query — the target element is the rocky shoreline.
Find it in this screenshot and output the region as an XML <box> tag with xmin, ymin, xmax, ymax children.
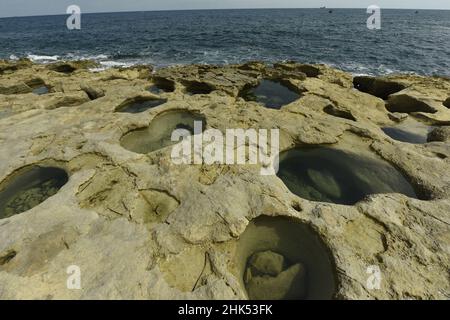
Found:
<box><xmin>0</xmin><ymin>59</ymin><xmax>449</xmax><ymax>299</ymax></box>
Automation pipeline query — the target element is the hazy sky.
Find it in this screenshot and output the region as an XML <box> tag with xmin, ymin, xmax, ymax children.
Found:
<box><xmin>1</xmin><ymin>0</ymin><xmax>449</xmax><ymax>18</ymax></box>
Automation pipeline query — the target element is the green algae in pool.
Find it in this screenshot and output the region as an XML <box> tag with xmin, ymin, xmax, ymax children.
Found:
<box><xmin>32</xmin><ymin>86</ymin><xmax>49</xmax><ymax>95</ymax></box>
<box><xmin>120</xmin><ymin>110</ymin><xmax>206</xmax><ymax>154</ymax></box>
<box><xmin>382</xmin><ymin>118</ymin><xmax>434</xmax><ymax>144</ymax></box>
<box><xmin>236</xmin><ymin>216</ymin><xmax>337</xmax><ymax>300</ymax></box>
<box><xmin>277</xmin><ymin>147</ymin><xmax>417</xmax><ymax>205</ymax></box>
<box><xmin>0</xmin><ymin>166</ymin><xmax>69</xmax><ymax>219</ymax></box>
<box><xmin>240</xmin><ymin>79</ymin><xmax>300</xmax><ymax>109</ymax></box>
<box><xmin>116</xmin><ymin>98</ymin><xmax>167</xmax><ymax>113</ymax></box>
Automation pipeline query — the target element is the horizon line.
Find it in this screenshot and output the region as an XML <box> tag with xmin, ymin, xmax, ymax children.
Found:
<box><xmin>1</xmin><ymin>7</ymin><xmax>449</xmax><ymax>19</ymax></box>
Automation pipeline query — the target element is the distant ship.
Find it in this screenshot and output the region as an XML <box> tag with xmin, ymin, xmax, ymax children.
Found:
<box><xmin>320</xmin><ymin>6</ymin><xmax>326</xmax><ymax>9</ymax></box>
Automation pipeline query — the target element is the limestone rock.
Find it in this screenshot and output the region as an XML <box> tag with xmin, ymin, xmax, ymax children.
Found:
<box><xmin>388</xmin><ymin>112</ymin><xmax>408</xmax><ymax>123</ymax></box>
<box><xmin>0</xmin><ymin>82</ymin><xmax>32</xmax><ymax>95</ymax></box>
<box><xmin>47</xmin><ymin>60</ymin><xmax>99</xmax><ymax>74</ymax></box>
<box><xmin>274</xmin><ymin>62</ymin><xmax>320</xmax><ymax>77</ymax></box>
<box><xmin>80</xmin><ymin>84</ymin><xmax>105</xmax><ymax>100</ymax></box>
<box><xmin>387</xmin><ymin>92</ymin><xmax>440</xmax><ymax>114</ymax></box>
<box><xmin>0</xmin><ymin>59</ymin><xmax>448</xmax><ymax>300</ymax></box>
<box><xmin>0</xmin><ymin>58</ymin><xmax>32</xmax><ymax>75</ymax></box>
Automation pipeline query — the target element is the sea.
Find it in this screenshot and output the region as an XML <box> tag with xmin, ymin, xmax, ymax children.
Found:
<box><xmin>0</xmin><ymin>9</ymin><xmax>449</xmax><ymax>76</ymax></box>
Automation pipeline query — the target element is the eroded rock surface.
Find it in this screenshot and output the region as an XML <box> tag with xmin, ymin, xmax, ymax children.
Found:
<box><xmin>0</xmin><ymin>59</ymin><xmax>449</xmax><ymax>300</ymax></box>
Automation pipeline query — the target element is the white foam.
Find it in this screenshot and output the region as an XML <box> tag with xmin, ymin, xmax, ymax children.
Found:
<box><xmin>92</xmin><ymin>54</ymin><xmax>109</xmax><ymax>60</ymax></box>
<box><xmin>20</xmin><ymin>52</ymin><xmax>140</xmax><ymax>73</ymax></box>
<box><xmin>100</xmin><ymin>60</ymin><xmax>135</xmax><ymax>68</ymax></box>
<box><xmin>66</xmin><ymin>53</ymin><xmax>109</xmax><ymax>61</ymax></box>
<box><xmin>88</xmin><ymin>60</ymin><xmax>136</xmax><ymax>72</ymax></box>
<box><xmin>27</xmin><ymin>54</ymin><xmax>60</xmax><ymax>63</ymax></box>
<box><xmin>89</xmin><ymin>67</ymin><xmax>107</xmax><ymax>73</ymax></box>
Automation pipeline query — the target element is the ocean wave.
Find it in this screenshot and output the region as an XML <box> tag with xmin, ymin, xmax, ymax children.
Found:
<box><xmin>88</xmin><ymin>60</ymin><xmax>138</xmax><ymax>72</ymax></box>
<box><xmin>2</xmin><ymin>10</ymin><xmax>449</xmax><ymax>77</ymax></box>
<box><xmin>65</xmin><ymin>53</ymin><xmax>110</xmax><ymax>61</ymax></box>
<box><xmin>100</xmin><ymin>60</ymin><xmax>136</xmax><ymax>68</ymax></box>
<box><xmin>27</xmin><ymin>54</ymin><xmax>60</xmax><ymax>63</ymax></box>
<box><xmin>21</xmin><ymin>52</ymin><xmax>139</xmax><ymax>72</ymax></box>
<box><xmin>9</xmin><ymin>53</ymin><xmax>424</xmax><ymax>76</ymax></box>
<box><xmin>325</xmin><ymin>61</ymin><xmax>417</xmax><ymax>76</ymax></box>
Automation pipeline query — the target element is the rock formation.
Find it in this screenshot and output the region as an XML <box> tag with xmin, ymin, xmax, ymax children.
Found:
<box><xmin>0</xmin><ymin>59</ymin><xmax>449</xmax><ymax>300</ymax></box>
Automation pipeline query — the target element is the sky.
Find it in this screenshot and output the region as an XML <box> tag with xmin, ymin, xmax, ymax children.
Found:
<box><xmin>0</xmin><ymin>0</ymin><xmax>449</xmax><ymax>18</ymax></box>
